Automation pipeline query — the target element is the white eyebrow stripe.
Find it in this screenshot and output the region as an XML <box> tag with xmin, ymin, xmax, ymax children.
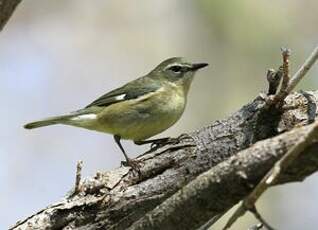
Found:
<box><xmin>114</xmin><ymin>94</ymin><xmax>126</xmax><ymax>101</ymax></box>
<box><xmin>164</xmin><ymin>63</ymin><xmax>192</xmax><ymax>70</ymax></box>
<box><xmin>165</xmin><ymin>63</ymin><xmax>182</xmax><ymax>70</ymax></box>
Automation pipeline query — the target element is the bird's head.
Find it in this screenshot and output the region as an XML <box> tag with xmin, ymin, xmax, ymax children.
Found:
<box><xmin>151</xmin><ymin>57</ymin><xmax>208</xmax><ymax>93</ymax></box>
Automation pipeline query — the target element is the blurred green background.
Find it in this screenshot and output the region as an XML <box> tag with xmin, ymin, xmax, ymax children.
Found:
<box><xmin>1</xmin><ymin>0</ymin><xmax>317</xmax><ymax>229</ymax></box>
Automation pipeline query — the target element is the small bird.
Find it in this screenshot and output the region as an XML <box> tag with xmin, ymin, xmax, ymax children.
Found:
<box><xmin>24</xmin><ymin>57</ymin><xmax>208</xmax><ymax>169</ymax></box>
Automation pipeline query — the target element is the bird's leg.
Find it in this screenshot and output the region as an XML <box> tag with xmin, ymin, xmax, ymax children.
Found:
<box><xmin>113</xmin><ymin>135</ymin><xmax>140</xmax><ymax>172</ymax></box>
<box><xmin>134</xmin><ymin>137</ymin><xmax>179</xmax><ymax>150</ymax></box>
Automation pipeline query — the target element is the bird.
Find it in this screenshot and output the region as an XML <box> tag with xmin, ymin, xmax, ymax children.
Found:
<box><xmin>24</xmin><ymin>57</ymin><xmax>208</xmax><ymax>169</ymax></box>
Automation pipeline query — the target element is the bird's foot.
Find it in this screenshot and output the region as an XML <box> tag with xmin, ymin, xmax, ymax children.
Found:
<box><xmin>121</xmin><ymin>158</ymin><xmax>142</xmax><ymax>174</ymax></box>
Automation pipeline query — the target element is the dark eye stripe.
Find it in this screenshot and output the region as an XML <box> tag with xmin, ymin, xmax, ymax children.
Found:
<box><xmin>169</xmin><ymin>65</ymin><xmax>182</xmax><ymax>72</ymax></box>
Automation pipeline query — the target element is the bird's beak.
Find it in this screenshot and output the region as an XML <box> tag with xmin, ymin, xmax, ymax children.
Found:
<box><xmin>190</xmin><ymin>63</ymin><xmax>209</xmax><ymax>71</ymax></box>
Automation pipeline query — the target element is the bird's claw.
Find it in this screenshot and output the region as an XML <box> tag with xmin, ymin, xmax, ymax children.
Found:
<box><xmin>121</xmin><ymin>158</ymin><xmax>142</xmax><ymax>174</ymax></box>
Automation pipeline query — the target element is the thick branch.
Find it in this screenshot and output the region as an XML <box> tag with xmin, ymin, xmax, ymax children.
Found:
<box><xmin>129</xmin><ymin>122</ymin><xmax>318</xmax><ymax>230</ymax></box>
<box><xmin>221</xmin><ymin>45</ymin><xmax>318</xmax><ymax>230</ymax></box>
<box><xmin>0</xmin><ymin>0</ymin><xmax>22</xmax><ymax>31</ymax></box>
<box><xmin>11</xmin><ymin>90</ymin><xmax>318</xmax><ymax>230</ymax></box>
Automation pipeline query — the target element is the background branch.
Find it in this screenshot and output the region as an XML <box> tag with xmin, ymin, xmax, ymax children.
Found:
<box><xmin>287</xmin><ymin>46</ymin><xmax>318</xmax><ymax>93</ymax></box>
<box><xmin>0</xmin><ymin>0</ymin><xmax>22</xmax><ymax>31</ymax></box>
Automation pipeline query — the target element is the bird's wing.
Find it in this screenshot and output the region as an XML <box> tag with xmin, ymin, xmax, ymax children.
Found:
<box><xmin>85</xmin><ymin>77</ymin><xmax>161</xmax><ymax>108</ymax></box>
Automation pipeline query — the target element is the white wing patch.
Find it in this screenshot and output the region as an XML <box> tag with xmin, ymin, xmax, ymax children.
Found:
<box><xmin>114</xmin><ymin>94</ymin><xmax>126</xmax><ymax>101</ymax></box>
<box><xmin>71</xmin><ymin>114</ymin><xmax>97</xmax><ymax>121</ymax></box>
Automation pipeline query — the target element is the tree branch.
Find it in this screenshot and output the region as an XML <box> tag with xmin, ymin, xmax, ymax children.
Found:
<box><xmin>0</xmin><ymin>0</ymin><xmax>22</xmax><ymax>31</ymax></box>
<box><xmin>128</xmin><ymin>121</ymin><xmax>318</xmax><ymax>230</ymax></box>
<box><xmin>221</xmin><ymin>45</ymin><xmax>318</xmax><ymax>230</ymax></box>
<box><xmin>222</xmin><ymin>121</ymin><xmax>318</xmax><ymax>230</ymax></box>
<box><xmin>287</xmin><ymin>45</ymin><xmax>318</xmax><ymax>94</ymax></box>
<box><xmin>10</xmin><ymin>88</ymin><xmax>318</xmax><ymax>230</ymax></box>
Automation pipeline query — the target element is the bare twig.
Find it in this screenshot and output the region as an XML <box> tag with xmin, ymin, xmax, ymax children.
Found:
<box><xmin>268</xmin><ymin>45</ymin><xmax>318</xmax><ymax>106</ymax></box>
<box><xmin>74</xmin><ymin>160</ymin><xmax>83</xmax><ymax>194</ymax></box>
<box><xmin>222</xmin><ymin>121</ymin><xmax>318</xmax><ymax>230</ymax></box>
<box><xmin>250</xmin><ymin>206</ymin><xmax>275</xmax><ymax>230</ymax></box>
<box><xmin>197</xmin><ymin>212</ymin><xmax>225</xmax><ymax>230</ymax></box>
<box><xmin>269</xmin><ymin>48</ymin><xmax>291</xmax><ymax>105</ymax></box>
<box><xmin>222</xmin><ymin>203</ymin><xmax>244</xmax><ymax>230</ymax></box>
<box><xmin>286</xmin><ymin>45</ymin><xmax>318</xmax><ymax>93</ymax></box>
<box><xmin>280</xmin><ymin>47</ymin><xmax>291</xmax><ymax>92</ymax></box>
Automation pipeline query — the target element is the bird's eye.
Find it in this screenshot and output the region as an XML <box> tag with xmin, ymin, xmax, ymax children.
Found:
<box><xmin>169</xmin><ymin>65</ymin><xmax>182</xmax><ymax>73</ymax></box>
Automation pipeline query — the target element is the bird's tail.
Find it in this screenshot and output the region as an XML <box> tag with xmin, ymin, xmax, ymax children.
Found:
<box><xmin>24</xmin><ymin>114</ymin><xmax>75</xmax><ymax>129</ymax></box>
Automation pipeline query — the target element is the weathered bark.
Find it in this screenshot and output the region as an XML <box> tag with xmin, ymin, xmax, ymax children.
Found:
<box><xmin>11</xmin><ymin>90</ymin><xmax>318</xmax><ymax>230</ymax></box>
<box><xmin>129</xmin><ymin>122</ymin><xmax>318</xmax><ymax>230</ymax></box>
<box><xmin>0</xmin><ymin>0</ymin><xmax>22</xmax><ymax>31</ymax></box>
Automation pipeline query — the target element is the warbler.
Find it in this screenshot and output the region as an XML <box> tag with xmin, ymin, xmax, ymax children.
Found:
<box><xmin>24</xmin><ymin>57</ymin><xmax>208</xmax><ymax>168</ymax></box>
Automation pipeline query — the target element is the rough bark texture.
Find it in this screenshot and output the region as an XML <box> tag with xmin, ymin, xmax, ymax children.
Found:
<box><xmin>129</xmin><ymin>123</ymin><xmax>318</xmax><ymax>230</ymax></box>
<box><xmin>0</xmin><ymin>0</ymin><xmax>21</xmax><ymax>31</ymax></box>
<box><xmin>11</xmin><ymin>90</ymin><xmax>318</xmax><ymax>230</ymax></box>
